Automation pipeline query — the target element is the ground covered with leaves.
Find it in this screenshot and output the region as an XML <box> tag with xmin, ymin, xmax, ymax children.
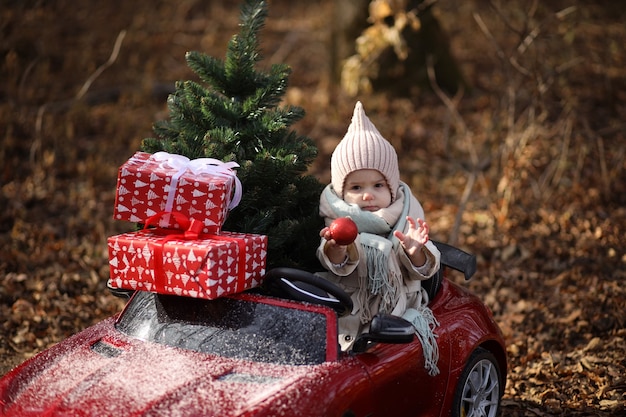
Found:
<box><xmin>1</xmin><ymin>1</ymin><xmax>625</xmax><ymax>415</ymax></box>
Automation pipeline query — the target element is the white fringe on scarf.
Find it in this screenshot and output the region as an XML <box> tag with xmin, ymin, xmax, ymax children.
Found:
<box><xmin>402</xmin><ymin>306</ymin><xmax>441</xmax><ymax>376</ymax></box>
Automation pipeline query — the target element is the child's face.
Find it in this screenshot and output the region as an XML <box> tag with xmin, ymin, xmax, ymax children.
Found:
<box><xmin>343</xmin><ymin>169</ymin><xmax>392</xmax><ymax>211</ymax></box>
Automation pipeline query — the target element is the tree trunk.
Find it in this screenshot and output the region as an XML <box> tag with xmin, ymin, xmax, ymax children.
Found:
<box><xmin>330</xmin><ymin>0</ymin><xmax>467</xmax><ymax>96</ymax></box>
<box><xmin>330</xmin><ymin>0</ymin><xmax>371</xmax><ymax>83</ymax></box>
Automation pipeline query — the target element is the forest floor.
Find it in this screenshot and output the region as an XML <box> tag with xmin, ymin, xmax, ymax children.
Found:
<box><xmin>1</xmin><ymin>1</ymin><xmax>625</xmax><ymax>415</ymax></box>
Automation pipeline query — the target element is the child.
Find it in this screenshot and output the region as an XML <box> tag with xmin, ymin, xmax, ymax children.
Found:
<box><xmin>317</xmin><ymin>101</ymin><xmax>441</xmax><ymax>375</ymax></box>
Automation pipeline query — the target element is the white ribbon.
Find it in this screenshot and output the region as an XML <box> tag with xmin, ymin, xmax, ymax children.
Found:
<box><xmin>151</xmin><ymin>151</ymin><xmax>242</xmax><ymax>213</ymax></box>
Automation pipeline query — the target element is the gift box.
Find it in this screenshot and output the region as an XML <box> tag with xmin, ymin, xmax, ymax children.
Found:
<box><xmin>107</xmin><ymin>229</ymin><xmax>267</xmax><ymax>300</ymax></box>
<box><xmin>113</xmin><ymin>151</ymin><xmax>242</xmax><ymax>233</ymax></box>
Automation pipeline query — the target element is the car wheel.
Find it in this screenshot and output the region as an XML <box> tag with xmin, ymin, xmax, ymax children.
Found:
<box><xmin>451</xmin><ymin>347</ymin><xmax>502</xmax><ymax>417</ymax></box>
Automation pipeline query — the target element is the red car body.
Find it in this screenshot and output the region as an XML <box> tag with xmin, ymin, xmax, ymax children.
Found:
<box><xmin>0</xmin><ymin>277</ymin><xmax>506</xmax><ymax>417</ymax></box>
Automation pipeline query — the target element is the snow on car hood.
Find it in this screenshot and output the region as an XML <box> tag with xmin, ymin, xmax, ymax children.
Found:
<box><xmin>0</xmin><ymin>319</ymin><xmax>340</xmax><ymax>417</ymax></box>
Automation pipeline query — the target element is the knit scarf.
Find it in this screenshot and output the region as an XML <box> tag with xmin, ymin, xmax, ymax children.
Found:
<box><xmin>320</xmin><ymin>184</ymin><xmax>405</xmax><ymax>318</ymax></box>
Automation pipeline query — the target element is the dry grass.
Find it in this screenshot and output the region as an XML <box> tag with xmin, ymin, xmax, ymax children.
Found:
<box><xmin>1</xmin><ymin>0</ymin><xmax>625</xmax><ymax>414</ymax></box>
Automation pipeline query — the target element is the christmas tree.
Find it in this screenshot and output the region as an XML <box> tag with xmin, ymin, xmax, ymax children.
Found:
<box><xmin>142</xmin><ymin>0</ymin><xmax>324</xmax><ymax>270</ymax></box>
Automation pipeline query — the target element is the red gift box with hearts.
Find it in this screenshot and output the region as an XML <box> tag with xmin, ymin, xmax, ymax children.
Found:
<box><xmin>113</xmin><ymin>151</ymin><xmax>242</xmax><ymax>233</ymax></box>
<box><xmin>107</xmin><ymin>229</ymin><xmax>267</xmax><ymax>300</ymax></box>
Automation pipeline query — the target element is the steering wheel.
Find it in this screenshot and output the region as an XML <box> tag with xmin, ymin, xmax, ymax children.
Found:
<box><xmin>264</xmin><ymin>267</ymin><xmax>353</xmax><ymax>317</ymax></box>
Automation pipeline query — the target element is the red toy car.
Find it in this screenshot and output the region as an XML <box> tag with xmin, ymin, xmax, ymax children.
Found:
<box><xmin>0</xmin><ymin>242</ymin><xmax>506</xmax><ymax>416</ymax></box>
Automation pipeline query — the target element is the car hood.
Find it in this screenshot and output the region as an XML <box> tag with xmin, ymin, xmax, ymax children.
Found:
<box><xmin>0</xmin><ymin>319</ymin><xmax>343</xmax><ymax>417</ymax></box>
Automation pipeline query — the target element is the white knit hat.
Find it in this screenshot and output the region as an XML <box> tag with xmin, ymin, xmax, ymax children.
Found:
<box><xmin>331</xmin><ymin>101</ymin><xmax>400</xmax><ymax>201</ymax></box>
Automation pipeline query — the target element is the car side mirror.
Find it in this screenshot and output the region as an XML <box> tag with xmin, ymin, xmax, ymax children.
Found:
<box><xmin>351</xmin><ymin>314</ymin><xmax>415</xmax><ymax>353</ymax></box>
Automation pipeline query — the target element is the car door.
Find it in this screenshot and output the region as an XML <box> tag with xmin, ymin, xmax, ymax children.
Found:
<box><xmin>354</xmin><ymin>341</ymin><xmax>447</xmax><ymax>416</ymax></box>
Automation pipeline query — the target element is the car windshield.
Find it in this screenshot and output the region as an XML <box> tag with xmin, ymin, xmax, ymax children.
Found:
<box><xmin>116</xmin><ymin>292</ymin><xmax>330</xmax><ymax>366</ymax></box>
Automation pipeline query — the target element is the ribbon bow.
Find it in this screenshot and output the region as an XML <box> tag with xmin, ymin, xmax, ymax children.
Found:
<box><xmin>143</xmin><ymin>211</ymin><xmax>247</xmax><ymax>292</ymax></box>
<box><xmin>151</xmin><ymin>151</ymin><xmax>242</xmax><ymax>211</ymax></box>
<box><xmin>144</xmin><ymin>211</ymin><xmax>204</xmax><ymax>240</ymax></box>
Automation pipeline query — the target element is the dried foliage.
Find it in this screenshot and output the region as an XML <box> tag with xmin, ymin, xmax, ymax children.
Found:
<box><xmin>341</xmin><ymin>0</ymin><xmax>423</xmax><ymax>95</ymax></box>
<box><xmin>1</xmin><ymin>0</ymin><xmax>625</xmax><ymax>415</ymax></box>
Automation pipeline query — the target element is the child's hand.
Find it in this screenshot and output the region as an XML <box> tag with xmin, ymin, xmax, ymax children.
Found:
<box><xmin>321</xmin><ymin>227</ymin><xmax>349</xmax><ymax>265</ymax></box>
<box><xmin>393</xmin><ymin>216</ymin><xmax>429</xmax><ymax>267</ymax></box>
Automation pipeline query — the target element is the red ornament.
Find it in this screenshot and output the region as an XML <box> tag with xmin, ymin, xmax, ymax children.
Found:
<box><xmin>329</xmin><ymin>217</ymin><xmax>359</xmax><ymax>245</ymax></box>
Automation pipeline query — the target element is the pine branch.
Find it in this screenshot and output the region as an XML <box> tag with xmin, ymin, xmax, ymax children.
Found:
<box><xmin>185</xmin><ymin>52</ymin><xmax>227</xmax><ymax>92</ymax></box>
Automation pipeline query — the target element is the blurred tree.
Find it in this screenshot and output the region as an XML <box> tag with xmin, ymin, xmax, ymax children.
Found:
<box><xmin>334</xmin><ymin>0</ymin><xmax>467</xmax><ymax>97</ymax></box>
<box><xmin>142</xmin><ymin>0</ymin><xmax>324</xmax><ymax>271</ymax></box>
